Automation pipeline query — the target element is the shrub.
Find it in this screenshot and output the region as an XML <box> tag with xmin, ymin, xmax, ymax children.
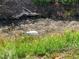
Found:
<box><xmin>32</xmin><ymin>0</ymin><xmax>52</xmax><ymax>6</ymax></box>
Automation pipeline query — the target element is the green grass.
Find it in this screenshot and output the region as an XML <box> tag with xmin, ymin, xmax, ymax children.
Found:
<box><xmin>0</xmin><ymin>30</ymin><xmax>79</xmax><ymax>59</ymax></box>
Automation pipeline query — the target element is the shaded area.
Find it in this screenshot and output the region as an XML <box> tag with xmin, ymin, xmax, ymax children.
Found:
<box><xmin>0</xmin><ymin>15</ymin><xmax>79</xmax><ymax>27</ymax></box>
<box><xmin>0</xmin><ymin>15</ymin><xmax>40</xmax><ymax>27</ymax></box>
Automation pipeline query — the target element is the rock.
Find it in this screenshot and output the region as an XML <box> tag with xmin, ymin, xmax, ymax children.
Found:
<box><xmin>0</xmin><ymin>0</ymin><xmax>36</xmax><ymax>19</ymax></box>
<box><xmin>26</xmin><ymin>31</ymin><xmax>39</xmax><ymax>35</ymax></box>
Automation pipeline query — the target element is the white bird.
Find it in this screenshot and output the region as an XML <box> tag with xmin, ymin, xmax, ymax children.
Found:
<box><xmin>26</xmin><ymin>31</ymin><xmax>39</xmax><ymax>35</ymax></box>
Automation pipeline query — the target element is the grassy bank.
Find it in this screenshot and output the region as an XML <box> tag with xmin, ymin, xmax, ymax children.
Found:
<box><xmin>0</xmin><ymin>30</ymin><xmax>79</xmax><ymax>59</ymax></box>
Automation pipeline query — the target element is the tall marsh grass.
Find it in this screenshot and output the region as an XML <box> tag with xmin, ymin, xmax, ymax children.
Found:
<box><xmin>0</xmin><ymin>30</ymin><xmax>79</xmax><ymax>58</ymax></box>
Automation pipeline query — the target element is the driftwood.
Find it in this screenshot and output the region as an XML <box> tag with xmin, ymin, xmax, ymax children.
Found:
<box><xmin>12</xmin><ymin>7</ymin><xmax>40</xmax><ymax>19</ymax></box>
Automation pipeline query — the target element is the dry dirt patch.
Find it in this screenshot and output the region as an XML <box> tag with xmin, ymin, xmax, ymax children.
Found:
<box><xmin>0</xmin><ymin>18</ymin><xmax>79</xmax><ymax>37</ymax></box>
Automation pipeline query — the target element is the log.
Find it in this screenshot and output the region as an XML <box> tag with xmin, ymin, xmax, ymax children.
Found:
<box><xmin>12</xmin><ymin>8</ymin><xmax>40</xmax><ymax>19</ymax></box>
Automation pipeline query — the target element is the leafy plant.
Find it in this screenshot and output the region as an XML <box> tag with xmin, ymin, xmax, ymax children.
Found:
<box><xmin>32</xmin><ymin>0</ymin><xmax>52</xmax><ymax>6</ymax></box>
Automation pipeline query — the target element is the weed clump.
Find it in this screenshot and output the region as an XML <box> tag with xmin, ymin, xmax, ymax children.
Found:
<box><xmin>0</xmin><ymin>30</ymin><xmax>79</xmax><ymax>58</ymax></box>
